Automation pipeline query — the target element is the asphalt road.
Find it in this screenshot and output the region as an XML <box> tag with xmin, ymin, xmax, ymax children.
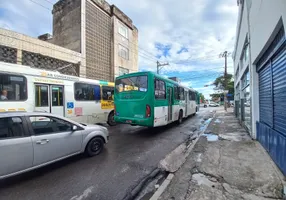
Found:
<box><xmin>0</xmin><ymin>107</ymin><xmax>214</xmax><ymax>200</ymax></box>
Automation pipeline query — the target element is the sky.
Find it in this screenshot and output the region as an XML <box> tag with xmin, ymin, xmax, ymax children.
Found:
<box><xmin>0</xmin><ymin>0</ymin><xmax>238</xmax><ymax>99</ymax></box>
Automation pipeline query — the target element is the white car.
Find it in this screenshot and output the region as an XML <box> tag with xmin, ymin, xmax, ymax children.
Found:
<box><xmin>209</xmin><ymin>102</ymin><xmax>220</xmax><ymax>107</ymax></box>
<box><xmin>0</xmin><ymin>112</ymin><xmax>109</xmax><ymax>179</ymax></box>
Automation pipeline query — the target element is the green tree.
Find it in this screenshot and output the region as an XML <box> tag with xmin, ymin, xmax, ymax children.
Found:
<box><xmin>210</xmin><ymin>73</ymin><xmax>234</xmax><ymax>100</ymax></box>
<box><xmin>213</xmin><ymin>74</ymin><xmax>233</xmax><ymax>88</ymax></box>
<box><xmin>199</xmin><ymin>93</ymin><xmax>205</xmax><ymax>102</ymax></box>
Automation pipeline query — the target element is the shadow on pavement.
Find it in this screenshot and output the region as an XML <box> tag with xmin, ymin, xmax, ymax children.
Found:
<box><xmin>0</xmin><ymin>148</ymin><xmax>109</xmax><ymax>189</ymax></box>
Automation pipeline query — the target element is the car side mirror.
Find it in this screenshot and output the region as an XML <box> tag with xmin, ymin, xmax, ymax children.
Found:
<box><xmin>72</xmin><ymin>125</ymin><xmax>78</xmax><ymax>131</ymax></box>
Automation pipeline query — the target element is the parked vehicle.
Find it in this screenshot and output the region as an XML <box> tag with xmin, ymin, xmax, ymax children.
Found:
<box><xmin>0</xmin><ymin>62</ymin><xmax>116</xmax><ymax>126</ymax></box>
<box><xmin>114</xmin><ymin>71</ymin><xmax>198</xmax><ymax>127</ymax></box>
<box><xmin>209</xmin><ymin>102</ymin><xmax>220</xmax><ymax>107</ymax></box>
<box><xmin>0</xmin><ymin>111</ymin><xmax>109</xmax><ymax>179</ymax></box>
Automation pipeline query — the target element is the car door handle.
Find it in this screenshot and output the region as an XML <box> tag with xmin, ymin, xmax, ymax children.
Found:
<box><xmin>36</xmin><ymin>139</ymin><xmax>49</xmax><ymax>144</ymax></box>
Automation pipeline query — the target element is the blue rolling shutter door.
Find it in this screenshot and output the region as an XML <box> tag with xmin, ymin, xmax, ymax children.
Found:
<box><xmin>272</xmin><ymin>45</ymin><xmax>286</xmax><ymax>134</ymax></box>
<box><xmin>259</xmin><ymin>63</ymin><xmax>272</xmax><ymax>127</ymax></box>
<box><xmin>257</xmin><ymin>27</ymin><xmax>286</xmax><ymax>176</ymax></box>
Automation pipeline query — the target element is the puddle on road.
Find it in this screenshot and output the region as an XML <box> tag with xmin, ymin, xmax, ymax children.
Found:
<box><xmin>214</xmin><ymin>119</ymin><xmax>221</xmax><ymax>123</ymax></box>
<box><xmin>192</xmin><ymin>173</ymin><xmax>216</xmax><ymax>188</ymax></box>
<box><xmin>196</xmin><ymin>153</ymin><xmax>202</xmax><ymax>162</ymax></box>
<box><xmin>202</xmin><ymin>133</ymin><xmax>219</xmax><ymax>142</ymax></box>
<box><xmin>199</xmin><ymin>118</ymin><xmax>212</xmax><ymax>132</ymax></box>
<box><xmin>219</xmin><ymin>132</ymin><xmax>251</xmax><ymax>142</ymax></box>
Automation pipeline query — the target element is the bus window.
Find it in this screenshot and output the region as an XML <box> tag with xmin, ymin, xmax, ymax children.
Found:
<box><xmin>52</xmin><ymin>86</ymin><xmax>63</xmax><ymax>106</ymax></box>
<box><xmin>115</xmin><ymin>75</ymin><xmax>147</xmax><ymax>93</ymax></box>
<box><xmin>178</xmin><ymin>87</ymin><xmax>185</xmax><ymax>100</ymax></box>
<box><xmin>0</xmin><ymin>74</ymin><xmax>27</xmax><ymax>101</ymax></box>
<box><xmin>102</xmin><ymin>86</ymin><xmax>114</xmax><ymax>100</ymax></box>
<box><xmin>74</xmin><ymin>83</ymin><xmax>100</xmax><ymax>101</ymax></box>
<box><xmin>155</xmin><ymin>79</ymin><xmax>166</xmax><ymax>99</ymax></box>
<box><xmin>189</xmin><ymin>91</ymin><xmax>196</xmax><ymax>101</ymax></box>
<box><xmin>35</xmin><ymin>85</ymin><xmax>49</xmax><ymax>107</ymax></box>
<box><xmin>174</xmin><ymin>86</ymin><xmax>179</xmax><ymax>100</ymax></box>
<box><xmin>192</xmin><ymin>92</ymin><xmax>196</xmax><ymax>101</ymax></box>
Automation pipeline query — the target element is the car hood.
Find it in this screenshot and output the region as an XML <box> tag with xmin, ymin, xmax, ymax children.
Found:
<box><xmin>82</xmin><ymin>124</ymin><xmax>108</xmax><ymax>132</ymax></box>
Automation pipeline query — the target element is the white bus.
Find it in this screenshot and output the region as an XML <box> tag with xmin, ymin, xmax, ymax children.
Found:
<box><xmin>0</xmin><ymin>62</ymin><xmax>116</xmax><ymax>126</ymax></box>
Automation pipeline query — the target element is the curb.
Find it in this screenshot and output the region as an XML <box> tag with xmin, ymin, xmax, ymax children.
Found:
<box><xmin>149</xmin><ymin>111</ymin><xmax>216</xmax><ymax>200</ymax></box>
<box><xmin>122</xmin><ymin>168</ymin><xmax>161</xmax><ymax>200</ymax></box>
<box><xmin>149</xmin><ymin>174</ymin><xmax>174</xmax><ymax>200</ymax></box>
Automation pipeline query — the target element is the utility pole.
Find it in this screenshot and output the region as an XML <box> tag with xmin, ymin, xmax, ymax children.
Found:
<box><xmin>220</xmin><ymin>51</ymin><xmax>231</xmax><ymax>111</ymax></box>
<box><xmin>157</xmin><ymin>61</ymin><xmax>169</xmax><ymax>74</ymax></box>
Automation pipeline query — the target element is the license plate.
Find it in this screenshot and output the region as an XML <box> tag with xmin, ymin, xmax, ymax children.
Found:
<box><xmin>126</xmin><ymin>120</ymin><xmax>132</xmax><ymax>123</ymax></box>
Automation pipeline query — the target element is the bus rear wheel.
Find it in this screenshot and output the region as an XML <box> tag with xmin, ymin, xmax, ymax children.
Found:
<box><xmin>107</xmin><ymin>111</ymin><xmax>116</xmax><ymax>126</ymax></box>
<box><xmin>178</xmin><ymin>110</ymin><xmax>183</xmax><ymax>124</ymax></box>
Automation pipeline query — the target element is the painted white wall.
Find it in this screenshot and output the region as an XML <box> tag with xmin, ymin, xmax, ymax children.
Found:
<box><xmin>233</xmin><ymin>0</ymin><xmax>286</xmax><ymax>138</ymax></box>
<box><xmin>234</xmin><ymin>2</ymin><xmax>248</xmax><ymax>77</ymax></box>
<box><xmin>249</xmin><ymin>0</ymin><xmax>286</xmax><ymax>63</ymax></box>
<box><xmin>249</xmin><ymin>0</ymin><xmax>286</xmax><ymax>139</ymax></box>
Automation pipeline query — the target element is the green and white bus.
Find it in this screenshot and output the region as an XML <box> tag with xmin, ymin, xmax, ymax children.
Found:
<box><xmin>114</xmin><ymin>71</ymin><xmax>198</xmax><ymax>127</ymax></box>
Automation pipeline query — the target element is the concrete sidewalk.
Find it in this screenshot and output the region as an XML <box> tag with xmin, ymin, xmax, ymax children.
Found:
<box><xmin>158</xmin><ymin>108</ymin><xmax>284</xmax><ymax>200</ymax></box>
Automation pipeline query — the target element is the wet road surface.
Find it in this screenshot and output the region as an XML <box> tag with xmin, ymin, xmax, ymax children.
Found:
<box><xmin>0</xmin><ymin>108</ymin><xmax>214</xmax><ymax>200</ymax></box>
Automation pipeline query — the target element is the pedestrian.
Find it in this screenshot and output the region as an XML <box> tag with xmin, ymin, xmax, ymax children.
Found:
<box><xmin>0</xmin><ymin>90</ymin><xmax>8</xmax><ymax>100</ymax></box>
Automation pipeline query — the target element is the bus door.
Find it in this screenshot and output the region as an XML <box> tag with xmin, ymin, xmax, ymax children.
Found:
<box><xmin>167</xmin><ymin>87</ymin><xmax>173</xmax><ymax>121</ymax></box>
<box><xmin>185</xmin><ymin>91</ymin><xmax>188</xmax><ymax>116</ymax></box>
<box><xmin>35</xmin><ymin>84</ymin><xmax>64</xmax><ymax>116</ymax></box>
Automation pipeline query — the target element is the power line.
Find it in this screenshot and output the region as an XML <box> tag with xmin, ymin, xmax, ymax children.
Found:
<box><xmin>156</xmin><ymin>61</ymin><xmax>169</xmax><ymax>74</ymax></box>
<box><xmin>27</xmin><ymin>0</ymin><xmax>225</xmax><ymax>66</ymax></box>
<box><xmin>179</xmin><ymin>73</ymin><xmax>223</xmax><ymax>81</ymax></box>
<box><xmin>115</xmin><ymin>41</ymin><xmax>157</xmax><ymax>63</ymax></box>
<box><xmin>40</xmin><ymin>0</ymin><xmax>54</xmax><ymax>4</ymax></box>
<box><xmin>159</xmin><ymin>64</ymin><xmax>225</xmax><ymax>76</ymax></box>
<box><xmin>28</xmin><ymin>0</ymin><xmax>51</xmax><ymax>10</ymax></box>
<box><xmin>115</xmin><ymin>33</ymin><xmax>158</xmax><ymax>61</ymax></box>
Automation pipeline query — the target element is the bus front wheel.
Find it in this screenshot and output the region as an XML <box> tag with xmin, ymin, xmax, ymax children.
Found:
<box><xmin>107</xmin><ymin>111</ymin><xmax>117</xmax><ymax>126</ymax></box>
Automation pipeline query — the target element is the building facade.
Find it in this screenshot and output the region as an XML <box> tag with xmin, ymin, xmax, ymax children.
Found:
<box><xmin>52</xmin><ymin>0</ymin><xmax>138</xmax><ymax>81</ymax></box>
<box><xmin>0</xmin><ymin>28</ymin><xmax>84</xmax><ymax>76</ymax></box>
<box><xmin>233</xmin><ymin>0</ymin><xmax>286</xmax><ymax>176</ymax></box>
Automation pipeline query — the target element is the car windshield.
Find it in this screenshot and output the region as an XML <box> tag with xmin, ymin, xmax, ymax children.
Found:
<box><xmin>115</xmin><ymin>75</ymin><xmax>148</xmax><ymax>93</ymax></box>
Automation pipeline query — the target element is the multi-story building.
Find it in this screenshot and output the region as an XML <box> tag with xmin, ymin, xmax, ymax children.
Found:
<box><xmin>233</xmin><ymin>0</ymin><xmax>286</xmax><ymax>176</ymax></box>
<box><xmin>52</xmin><ymin>0</ymin><xmax>138</xmax><ymax>81</ymax></box>
<box><xmin>0</xmin><ymin>28</ymin><xmax>83</xmax><ymax>76</ymax></box>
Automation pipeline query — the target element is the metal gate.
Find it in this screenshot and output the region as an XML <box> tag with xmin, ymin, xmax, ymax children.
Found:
<box><xmin>257</xmin><ymin>27</ymin><xmax>286</xmax><ymax>176</ymax></box>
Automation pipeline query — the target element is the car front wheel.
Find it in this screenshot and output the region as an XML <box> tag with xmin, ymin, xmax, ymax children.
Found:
<box><xmin>85</xmin><ymin>137</ymin><xmax>104</xmax><ymax>157</ymax></box>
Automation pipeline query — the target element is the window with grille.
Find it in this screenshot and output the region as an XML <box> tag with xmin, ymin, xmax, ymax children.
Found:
<box><xmin>118</xmin><ymin>45</ymin><xmax>129</xmax><ymax>60</ymax></box>
<box><xmin>119</xmin><ymin>24</ymin><xmax>128</xmax><ymax>39</ymax></box>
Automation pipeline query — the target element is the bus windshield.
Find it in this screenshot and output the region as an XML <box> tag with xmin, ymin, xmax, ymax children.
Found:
<box><xmin>115</xmin><ymin>75</ymin><xmax>148</xmax><ymax>93</ymax></box>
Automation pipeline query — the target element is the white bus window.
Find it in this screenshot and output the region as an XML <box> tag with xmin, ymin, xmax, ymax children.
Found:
<box><xmin>0</xmin><ymin>74</ymin><xmax>27</xmax><ymax>101</ymax></box>
<box><xmin>74</xmin><ymin>83</ymin><xmax>101</xmax><ymax>101</ymax></box>
<box><xmin>35</xmin><ymin>85</ymin><xmax>49</xmax><ymax>107</ymax></box>
<box><xmin>102</xmin><ymin>86</ymin><xmax>114</xmax><ymax>100</ymax></box>
<box><xmin>52</xmin><ymin>86</ymin><xmax>63</xmax><ymax>106</ymax></box>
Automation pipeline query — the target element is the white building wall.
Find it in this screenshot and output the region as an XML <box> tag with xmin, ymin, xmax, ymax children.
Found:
<box><xmin>234</xmin><ymin>2</ymin><xmax>248</xmax><ymax>78</ymax></box>
<box><xmin>233</xmin><ymin>0</ymin><xmax>286</xmax><ymax>139</ymax></box>
<box><xmin>249</xmin><ymin>0</ymin><xmax>286</xmax><ymax>139</ymax></box>
<box><xmin>249</xmin><ymin>0</ymin><xmax>286</xmax><ymax>63</ymax></box>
